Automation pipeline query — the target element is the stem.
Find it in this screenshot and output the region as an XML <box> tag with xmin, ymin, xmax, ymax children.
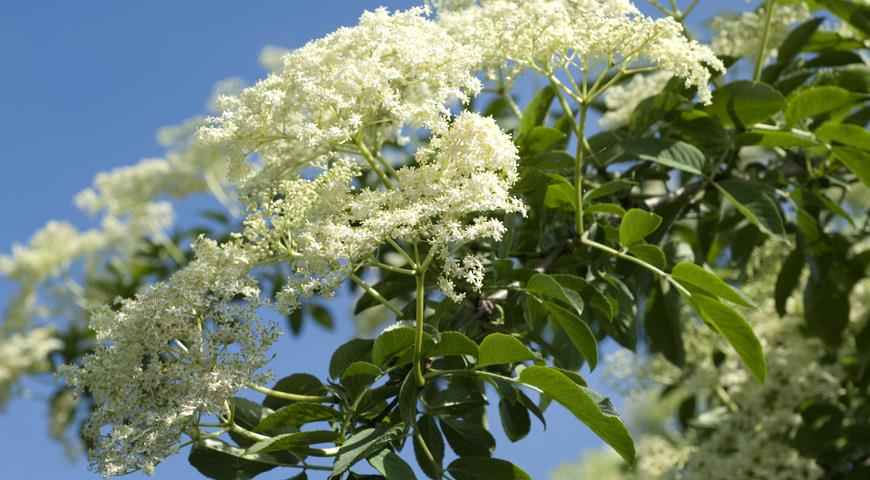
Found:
<box><xmin>387</xmin><ymin>238</ymin><xmax>418</xmax><ymax>269</ymax></box>
<box><xmin>366</xmin><ymin>261</ymin><xmax>416</xmax><ymax>276</ymax></box>
<box><xmin>575</xmin><ymin>104</ymin><xmax>589</xmax><ymax>235</ymax></box>
<box><xmin>247</xmin><ymin>383</ymin><xmax>334</xmax><ymax>403</ymax></box>
<box><xmin>580</xmin><ymin>234</ymin><xmax>693</xmax><ymax>297</ymax></box>
<box><xmin>753</xmin><ymin>0</ymin><xmax>777</xmax><ymax>82</ymax></box>
<box><xmin>415</xmin><ymin>431</ymin><xmax>442</xmax><ymax>479</ymax></box>
<box><xmin>413</xmin><ymin>272</ymin><xmax>427</xmax><ymax>387</ymax></box>
<box><xmin>425</xmin><ymin>368</ymin><xmax>518</xmax><ymax>385</ymax></box>
<box><xmin>229</xmin><ymin>423</ymin><xmax>269</xmax><ymax>442</ymax></box>
<box><xmin>350</xmin><ymin>274</ymin><xmax>402</xmax><ymax>315</ymax></box>
<box><xmin>354</xmin><ymin>136</ymin><xmax>393</xmax><ymax>190</ymax></box>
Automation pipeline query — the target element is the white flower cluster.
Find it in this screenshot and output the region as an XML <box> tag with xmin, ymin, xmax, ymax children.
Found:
<box><xmin>0</xmin><ymin>326</ymin><xmax>63</xmax><ymax>407</ymax></box>
<box><xmin>74</xmin><ymin>158</ymin><xmax>205</xmax><ymax>218</ymax></box>
<box><xmin>62</xmin><ymin>239</ymin><xmax>279</xmax><ymax>476</ymax></box>
<box><xmin>599</xmin><ymin>71</ymin><xmax>673</xmax><ymax>128</ymax></box>
<box><xmin>434</xmin><ymin>0</ymin><xmax>722</xmax><ymax>103</ymax></box>
<box><xmin>710</xmin><ymin>4</ymin><xmax>812</xmax><ymax>60</ymax></box>
<box><xmin>199</xmin><ymin>7</ymin><xmax>482</xmax><ymax>190</ymax></box>
<box><xmin>77</xmin><ymin>114</ymin><xmax>235</xmax><ymax>220</ymax></box>
<box><xmin>240</xmin><ymin>112</ymin><xmax>524</xmax><ymax>310</ymax></box>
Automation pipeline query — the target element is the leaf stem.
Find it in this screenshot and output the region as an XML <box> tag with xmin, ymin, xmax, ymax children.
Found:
<box><xmin>580</xmin><ymin>233</ymin><xmax>693</xmax><ymax>297</ymax></box>
<box><xmin>753</xmin><ymin>0</ymin><xmax>777</xmax><ymax>82</ymax></box>
<box><xmin>415</xmin><ymin>430</ymin><xmax>443</xmax><ymax>479</ymax></box>
<box><xmin>425</xmin><ymin>368</ymin><xmax>518</xmax><ymax>385</ymax></box>
<box><xmin>246</xmin><ymin>383</ymin><xmax>335</xmax><ymax>403</ymax></box>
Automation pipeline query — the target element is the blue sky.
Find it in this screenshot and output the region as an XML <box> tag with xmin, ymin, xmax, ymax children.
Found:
<box><xmin>0</xmin><ymin>1</ymin><xmax>740</xmax><ymax>478</ymax></box>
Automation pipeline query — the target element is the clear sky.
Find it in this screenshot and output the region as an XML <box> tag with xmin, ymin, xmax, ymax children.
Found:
<box><xmin>0</xmin><ymin>1</ymin><xmax>739</xmax><ymax>479</ymax></box>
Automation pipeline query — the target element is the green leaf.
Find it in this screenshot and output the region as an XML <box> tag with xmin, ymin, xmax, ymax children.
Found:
<box><xmin>368</xmin><ymin>450</ymin><xmax>418</xmax><ymax>480</ymax></box>
<box><xmin>543</xmin><ymin>174</ymin><xmax>577</xmax><ymax>210</ymax></box>
<box><xmin>775</xmin><ymin>247</ymin><xmax>805</xmax><ymax>316</ymax></box>
<box><xmin>628</xmin><ymin>92</ymin><xmax>685</xmax><ymax>136</ymax></box>
<box><xmin>246</xmin><ymin>430</ymin><xmax>339</xmax><ymax>454</ymax></box>
<box><xmin>517</xmin><ymin>366</ymin><xmax>635</xmax><ymax>463</ymax></box>
<box><xmin>622</xmin><ymin>138</ymin><xmax>708</xmax><ymax>175</ymax></box>
<box><xmin>233</xmin><ymin>398</ymin><xmax>275</xmax><ymax>431</ymax></box>
<box><xmin>715</xmin><ymin>179</ymin><xmax>787</xmax><ymax>241</ymax></box>
<box><xmin>786</xmin><ymin>86</ymin><xmax>858</xmax><ymax>124</ymax></box>
<box><xmin>833</xmin><ymin>146</ymin><xmax>870</xmax><ymax>187</ymax></box>
<box><xmin>804</xmin><ymin>272</ymin><xmax>851</xmax><ymax>346</ymax></box>
<box><xmin>329</xmin><ymin>338</ymin><xmax>374</xmax><ymax>379</ymax></box>
<box><xmin>815</xmin><ymin>123</ymin><xmax>870</xmax><ymax>151</ymax></box>
<box><xmin>309</xmin><ymin>303</ymin><xmax>333</xmax><ymax>329</ymax></box>
<box><xmin>707</xmin><ymin>80</ymin><xmax>787</xmax><ymax>128</ymax></box>
<box><xmin>526</xmin><ymin>273</ymin><xmax>584</xmax><ymax>316</ymax></box>
<box><xmin>690</xmin><ymin>295</ymin><xmax>767</xmax><ymax>383</ymax></box>
<box><xmin>520</xmin><ymin>86</ymin><xmax>555</xmax><ymax>134</ymax></box>
<box><xmin>521</xmin><ymin>151</ymin><xmax>574</xmax><ymax>170</ymax></box>
<box><xmin>414</xmin><ymin>415</ymin><xmax>445</xmax><ymax>479</ymax></box>
<box><xmin>619</xmin><ymin>209</ymin><xmax>663</xmax><ymax>247</ymax></box>
<box><xmin>255</xmin><ymin>403</ymin><xmax>340</xmax><ymax>432</ymax></box>
<box><xmin>735</xmin><ymin>129</ymin><xmax>820</xmax><ymax>148</ymax></box>
<box><xmin>588</xmin><ymin>203</ymin><xmax>626</xmax><ymax>216</ymax></box>
<box><xmin>188</xmin><ymin>438</ymin><xmax>278</xmax><ymax>480</ymax></box>
<box><xmin>584</xmin><ymin>179</ymin><xmax>637</xmax><ymax>202</ymax></box>
<box><xmin>671</xmin><ymin>262</ymin><xmax>755</xmax><ymax>307</ymax></box>
<box><xmin>446</xmin><ymin>457</ymin><xmax>531</xmax><ymax>480</ymax></box>
<box><xmin>778</xmin><ymin>17</ymin><xmax>825</xmax><ymax>62</ymax></box>
<box><xmin>547</xmin><ymin>273</ymin><xmax>614</xmax><ymax>320</ymax></box>
<box><xmin>398</xmin><ymin>371</ymin><xmax>419</xmax><ymax>428</ymax></box>
<box><xmin>644</xmin><ymin>283</ymin><xmax>685</xmax><ymax>367</ymax></box>
<box><xmin>341</xmin><ymin>361</ymin><xmax>382</xmax><ymax>401</ymax></box>
<box><xmin>372</xmin><ymin>326</ymin><xmax>415</xmax><ymax>367</ymax></box>
<box><xmin>477</xmin><ymin>333</ymin><xmax>539</xmax><ymax>368</ymax></box>
<box><xmin>431</xmin><ymin>331</ymin><xmax>479</xmax><ymax>359</ymax></box>
<box><xmin>498</xmin><ymin>398</ymin><xmax>531</xmax><ymax>442</ymax></box>
<box><xmin>517</xmin><ymin>126</ymin><xmax>567</xmax><ymax>156</ymax></box>
<box><xmin>426</xmin><ymin>387</ymin><xmax>487</xmax><ymax>417</ymax></box>
<box><xmin>628</xmin><ymin>244</ymin><xmax>667</xmax><ymax>270</ymax></box>
<box><xmin>439</xmin><ymin>418</ymin><xmax>496</xmax><ymax>457</ymax></box>
<box><xmin>815</xmin><ymin>0</ymin><xmax>870</xmax><ymax>37</ymax></box>
<box><xmin>332</xmin><ymin>425</ymin><xmax>406</xmax><ymax>477</ymax></box>
<box><xmin>540</xmin><ymin>301</ymin><xmax>598</xmax><ymax>370</ymax></box>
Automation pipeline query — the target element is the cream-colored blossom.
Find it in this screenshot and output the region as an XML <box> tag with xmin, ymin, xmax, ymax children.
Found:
<box><xmin>435</xmin><ymin>0</ymin><xmax>722</xmax><ymax>103</ymax></box>
<box><xmin>0</xmin><ymin>221</ymin><xmax>106</xmax><ymax>287</ymax></box>
<box><xmin>710</xmin><ymin>4</ymin><xmax>812</xmax><ymax>60</ymax></box>
<box><xmin>257</xmin><ymin>45</ymin><xmax>290</xmax><ymax>72</ymax></box>
<box><xmin>238</xmin><ymin>112</ymin><xmax>523</xmax><ymax>311</ymax></box>
<box><xmin>599</xmin><ymin>71</ymin><xmax>673</xmax><ymax>128</ymax></box>
<box><xmin>0</xmin><ymin>326</ymin><xmax>63</xmax><ymax>407</ymax></box>
<box><xmin>200</xmin><ymin>7</ymin><xmax>482</xmax><ymax>190</ymax></box>
<box><xmin>62</xmin><ymin>239</ymin><xmax>279</xmax><ymax>476</ymax></box>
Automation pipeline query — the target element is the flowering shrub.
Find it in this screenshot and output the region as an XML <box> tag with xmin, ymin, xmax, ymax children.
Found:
<box><xmin>2</xmin><ymin>1</ymin><xmax>869</xmax><ymax>478</ymax></box>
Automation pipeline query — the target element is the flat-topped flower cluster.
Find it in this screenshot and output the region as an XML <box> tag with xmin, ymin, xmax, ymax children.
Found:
<box><xmin>0</xmin><ymin>1</ymin><xmax>729</xmax><ymax>476</ymax></box>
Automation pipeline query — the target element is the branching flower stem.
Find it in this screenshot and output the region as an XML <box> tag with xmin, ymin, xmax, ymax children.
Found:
<box><xmin>354</xmin><ymin>135</ymin><xmax>394</xmax><ymax>190</ymax></box>
<box><xmin>414</xmin><ymin>265</ymin><xmax>427</xmax><ymax>387</ymax></box>
<box><xmin>350</xmin><ymin>274</ymin><xmax>403</xmax><ymax>315</ymax></box>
